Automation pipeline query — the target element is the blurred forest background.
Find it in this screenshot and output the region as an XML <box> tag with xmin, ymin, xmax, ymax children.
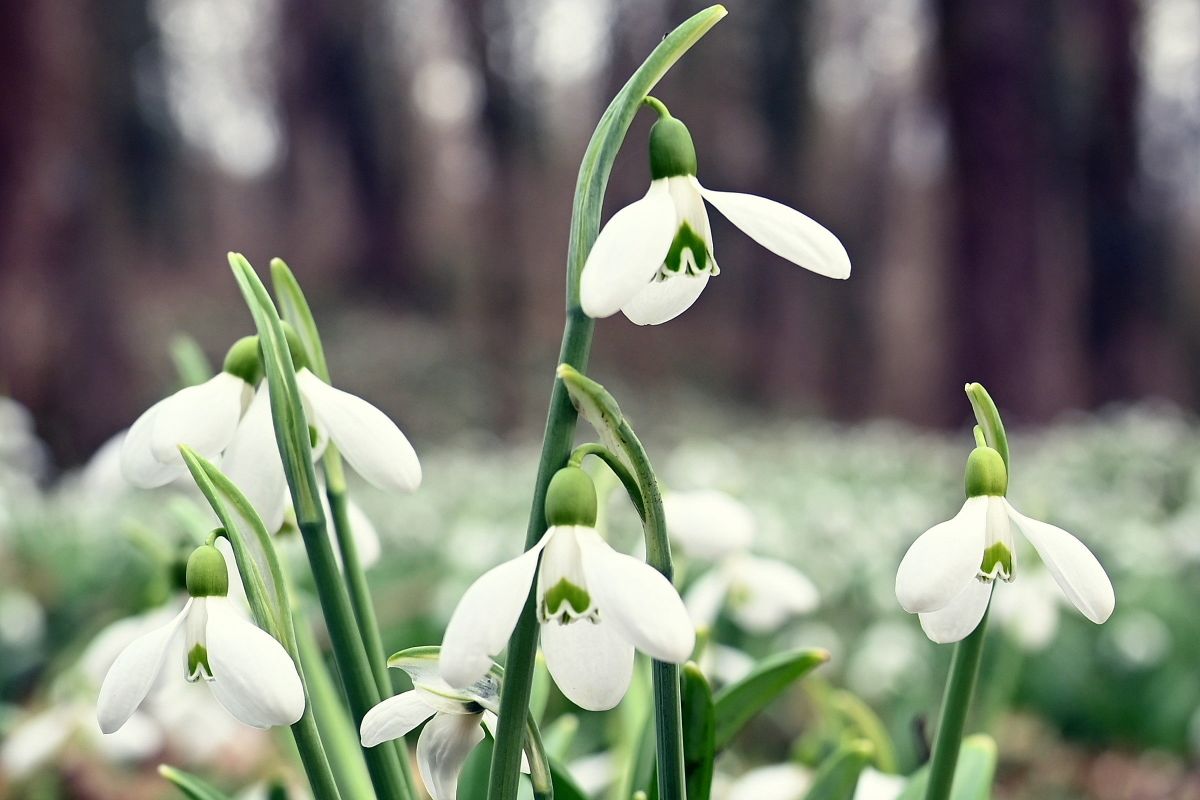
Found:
<box><xmin>2</xmin><ymin>0</ymin><xmax>1199</xmax><ymax>467</ymax></box>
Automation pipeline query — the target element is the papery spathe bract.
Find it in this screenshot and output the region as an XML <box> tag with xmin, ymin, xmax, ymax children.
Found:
<box><xmin>580</xmin><ymin>107</ymin><xmax>849</xmax><ymax>326</ymax></box>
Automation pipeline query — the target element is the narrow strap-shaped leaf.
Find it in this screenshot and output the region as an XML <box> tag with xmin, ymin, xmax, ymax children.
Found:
<box><xmin>897</xmin><ymin>735</ymin><xmax>997</xmax><ymax>800</ymax></box>
<box><xmin>801</xmin><ymin>741</ymin><xmax>875</xmax><ymax>800</ymax></box>
<box><xmin>158</xmin><ymin>765</ymin><xmax>233</xmax><ymax>800</ymax></box>
<box><xmin>829</xmin><ymin>689</ymin><xmax>900</xmax><ymax>774</ymax></box>
<box><xmin>681</xmin><ymin>662</ymin><xmax>716</xmax><ymax>800</ymax></box>
<box><xmin>270</xmin><ymin>258</ymin><xmax>331</xmax><ymax>382</ymax></box>
<box><xmin>549</xmin><ymin>757</ymin><xmax>589</xmax><ymax>800</ymax></box>
<box><xmin>712</xmin><ymin>648</ymin><xmax>830</xmax><ymax>752</ymax></box>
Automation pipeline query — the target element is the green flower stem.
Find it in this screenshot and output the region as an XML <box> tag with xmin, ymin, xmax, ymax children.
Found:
<box><xmin>296</xmin><ymin>614</ymin><xmax>376</xmax><ymax>799</ymax></box>
<box><xmin>230</xmin><ymin>256</ymin><xmax>414</xmax><ymax>800</ymax></box>
<box><xmin>486</xmin><ymin>10</ymin><xmax>726</xmax><ymax>799</ymax></box>
<box><xmin>568</xmin><ymin>443</ymin><xmax>645</xmax><ymax>518</ymax></box>
<box><xmin>924</xmin><ymin>607</ymin><xmax>990</xmax><ymax>800</ymax></box>
<box><xmin>180</xmin><ymin>449</ymin><xmax>341</xmax><ymax>800</ymax></box>
<box><xmin>269</xmin><ymin>255</ymin><xmax>417</xmax><ymax>792</ymax></box>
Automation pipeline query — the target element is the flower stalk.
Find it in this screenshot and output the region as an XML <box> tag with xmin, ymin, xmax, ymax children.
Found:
<box><xmin>923</xmin><ymin>383</ymin><xmax>1007</xmax><ymax>800</ymax></box>
<box><xmin>485</xmin><ymin>8</ymin><xmax>727</xmax><ymax>800</ymax></box>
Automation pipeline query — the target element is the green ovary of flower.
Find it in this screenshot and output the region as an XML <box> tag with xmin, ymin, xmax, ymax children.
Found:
<box><xmin>659</xmin><ymin>223</ymin><xmax>713</xmax><ymax>279</ymax></box>
<box><xmin>543</xmin><ymin>579</ymin><xmax>592</xmax><ymax>620</ymax></box>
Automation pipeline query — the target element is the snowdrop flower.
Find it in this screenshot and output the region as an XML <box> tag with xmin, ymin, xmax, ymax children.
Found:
<box><xmin>361</xmin><ymin>648</ymin><xmax>516</xmax><ymax>800</ymax></box>
<box><xmin>722</xmin><ymin>764</ymin><xmax>811</xmax><ymax>800</ymax></box>
<box><xmin>440</xmin><ymin>467</ymin><xmax>695</xmax><ymax>710</ymax></box>
<box><xmin>97</xmin><ymin>543</ymin><xmax>304</xmax><ymax>733</ymax></box>
<box><xmin>121</xmin><ymin>336</ymin><xmax>261</xmax><ymax>488</ymax></box>
<box><xmin>666</xmin><ymin>490</ymin><xmax>818</xmax><ymax>633</ymax></box>
<box><xmin>896</xmin><ymin>446</ymin><xmax>1115</xmax><ymax>643</ymax></box>
<box><xmin>581</xmin><ymin>102</ymin><xmax>850</xmax><ymax>325</ymax></box>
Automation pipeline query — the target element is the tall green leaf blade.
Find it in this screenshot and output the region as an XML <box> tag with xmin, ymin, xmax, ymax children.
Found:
<box><xmin>681</xmin><ymin>663</ymin><xmax>716</xmax><ymax>800</ymax></box>
<box><xmin>158</xmin><ymin>765</ymin><xmax>234</xmax><ymax>800</ymax></box>
<box><xmin>713</xmin><ymin>648</ymin><xmax>830</xmax><ymax>751</ymax></box>
<box><xmin>896</xmin><ymin>735</ymin><xmax>997</xmax><ymax>800</ymax></box>
<box><xmin>801</xmin><ymin>741</ymin><xmax>874</xmax><ymax>800</ymax></box>
<box><xmin>270</xmin><ymin>257</ymin><xmax>331</xmax><ymax>382</ymax></box>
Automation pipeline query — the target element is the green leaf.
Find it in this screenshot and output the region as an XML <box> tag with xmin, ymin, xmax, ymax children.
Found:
<box><xmin>897</xmin><ymin>735</ymin><xmax>998</xmax><ymax>800</ymax></box>
<box><xmin>828</xmin><ymin>689</ymin><xmax>899</xmax><ymax>774</ymax></box>
<box><xmin>713</xmin><ymin>648</ymin><xmax>830</xmax><ymax>751</ymax></box>
<box><xmin>549</xmin><ymin>757</ymin><xmax>589</xmax><ymax>800</ymax></box>
<box><xmin>802</xmin><ymin>740</ymin><xmax>874</xmax><ymax>800</ymax></box>
<box><xmin>270</xmin><ymin>257</ymin><xmax>331</xmax><ymax>382</ymax></box>
<box><xmin>158</xmin><ymin>765</ymin><xmax>233</xmax><ymax>800</ymax></box>
<box><xmin>169</xmin><ymin>334</ymin><xmax>212</xmax><ymax>388</ymax></box>
<box><xmin>681</xmin><ymin>662</ymin><xmax>716</xmax><ymax>800</ymax></box>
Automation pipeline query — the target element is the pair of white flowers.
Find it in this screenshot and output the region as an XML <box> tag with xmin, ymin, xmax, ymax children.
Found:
<box><xmin>120</xmin><ymin>335</ymin><xmax>421</xmax><ymax>531</ymax></box>
<box><xmin>896</xmin><ymin>445</ymin><xmax>1115</xmax><ymax>643</ymax></box>
<box><xmin>580</xmin><ymin>106</ymin><xmax>850</xmax><ymax>325</ymax></box>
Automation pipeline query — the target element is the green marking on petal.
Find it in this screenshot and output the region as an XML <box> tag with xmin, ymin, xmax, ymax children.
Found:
<box><xmin>980</xmin><ymin>542</ymin><xmax>1014</xmax><ymax>581</ymax></box>
<box><xmin>543</xmin><ymin>579</ymin><xmax>592</xmax><ymax>619</ymax></box>
<box><xmin>661</xmin><ymin>222</ymin><xmax>711</xmax><ymax>278</ymax></box>
<box><xmin>187</xmin><ymin>644</ymin><xmax>213</xmax><ymax>681</ymax></box>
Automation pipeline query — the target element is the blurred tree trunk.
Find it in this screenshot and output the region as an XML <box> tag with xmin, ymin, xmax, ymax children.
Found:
<box><xmin>278</xmin><ymin>0</ymin><xmax>420</xmax><ymax>299</ymax></box>
<box><xmin>935</xmin><ymin>0</ymin><xmax>1086</xmax><ymax>420</ymax></box>
<box><xmin>460</xmin><ymin>0</ymin><xmax>535</xmax><ymax>433</ymax></box>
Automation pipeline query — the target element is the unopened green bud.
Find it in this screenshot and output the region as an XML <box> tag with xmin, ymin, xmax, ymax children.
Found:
<box><xmin>964</xmin><ymin>446</ymin><xmax>1007</xmax><ymax>498</ymax></box>
<box><xmin>222</xmin><ymin>336</ymin><xmax>262</xmax><ymax>384</ymax></box>
<box><xmin>185</xmin><ymin>544</ymin><xmax>229</xmax><ymax>598</ymax></box>
<box><xmin>649</xmin><ymin>116</ymin><xmax>698</xmax><ymax>180</ymax></box>
<box><xmin>544</xmin><ymin>466</ymin><xmax>598</xmax><ymax>527</ymax></box>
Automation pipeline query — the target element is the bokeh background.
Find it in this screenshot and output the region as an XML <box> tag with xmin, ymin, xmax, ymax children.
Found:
<box><xmin>2</xmin><ymin>1</ymin><xmax>1200</xmax><ymax>799</ymax></box>
<box><xmin>2</xmin><ymin>0</ymin><xmax>1200</xmax><ymax>464</ymax></box>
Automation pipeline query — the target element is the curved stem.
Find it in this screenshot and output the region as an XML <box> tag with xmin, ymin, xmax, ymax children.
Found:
<box><xmin>569</xmin><ymin>443</ymin><xmax>646</xmax><ymax>519</ymax></box>
<box><xmin>924</xmin><ymin>607</ymin><xmax>990</xmax><ymax>800</ymax></box>
<box><xmin>486</xmin><ymin>9</ymin><xmax>726</xmax><ymax>799</ymax></box>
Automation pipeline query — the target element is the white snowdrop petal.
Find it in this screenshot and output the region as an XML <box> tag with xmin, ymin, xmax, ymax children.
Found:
<box><xmin>120</xmin><ymin>399</ymin><xmax>187</xmax><ymax>487</ymax></box>
<box><xmin>580</xmin><ymin>179</ymin><xmax>677</xmax><ymax>319</ymax></box>
<box><xmin>96</xmin><ymin>602</ymin><xmax>190</xmax><ymax>734</ymax></box>
<box><xmin>148</xmin><ymin>373</ymin><xmax>247</xmax><ymax>464</ymax></box>
<box><xmin>222</xmin><ymin>383</ymin><xmax>288</xmax><ymax>533</ymax></box>
<box><xmin>663</xmin><ymin>489</ymin><xmax>755</xmax><ymax>559</ymax></box>
<box><xmin>729</xmin><ymin>556</ymin><xmax>820</xmax><ymax>633</ymax></box>
<box><xmin>895</xmin><ymin>497</ymin><xmax>988</xmax><ymax>614</ymax></box>
<box><xmin>1006</xmin><ymin>503</ymin><xmax>1115</xmax><ymax>624</ymax></box>
<box><xmin>684</xmin><ymin>568</ymin><xmax>732</xmax><ymax>630</ymax></box>
<box><xmin>204</xmin><ymin>597</ymin><xmax>305</xmax><ymax>728</ymax></box>
<box><xmin>479</xmin><ymin>712</ymin><xmax>530</xmax><ymax>773</ymax></box>
<box><xmin>695</xmin><ymin>178</ymin><xmax>851</xmax><ymax>279</ymax></box>
<box><xmin>918</xmin><ymin>579</ymin><xmax>993</xmax><ymax>644</ymax></box>
<box><xmin>729</xmin><ymin>764</ymin><xmax>812</xmax><ymax>800</ymax></box>
<box><xmin>620</xmin><ymin>272</ymin><xmax>710</xmax><ymax>326</ymax></box>
<box><xmin>297</xmin><ymin>369</ymin><xmax>421</xmax><ymax>492</ymax></box>
<box><xmin>2</xmin><ymin>707</ymin><xmax>82</xmax><ymax>777</ymax></box>
<box><xmin>854</xmin><ymin>768</ymin><xmax>907</xmax><ymax>800</ymax></box>
<box><xmin>439</xmin><ymin>532</ymin><xmax>551</xmax><ymax>689</ymax></box>
<box><xmin>360</xmin><ymin>691</ymin><xmax>437</xmax><ymax>747</ymax></box>
<box><xmin>577</xmin><ymin>529</ymin><xmax>695</xmax><ymax>663</ymax></box>
<box><xmin>541</xmin><ymin>617</ymin><xmax>635</xmax><ymax>711</ymax></box>
<box><xmin>416</xmin><ymin>712</ymin><xmax>485</xmax><ymax>800</ymax></box>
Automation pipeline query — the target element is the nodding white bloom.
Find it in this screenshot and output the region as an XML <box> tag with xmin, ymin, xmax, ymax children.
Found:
<box><xmin>361</xmin><ymin>649</ymin><xmax>522</xmax><ymax>800</ymax></box>
<box><xmin>720</xmin><ymin>764</ymin><xmax>901</xmax><ymax>800</ymax></box>
<box><xmin>580</xmin><ymin>109</ymin><xmax>850</xmax><ymax>326</ymax></box>
<box><xmin>97</xmin><ymin>543</ymin><xmax>304</xmax><ymax>733</ymax></box>
<box><xmin>121</xmin><ymin>336</ymin><xmax>262</xmax><ymax>488</ymax></box>
<box><xmin>666</xmin><ymin>490</ymin><xmax>819</xmax><ymax>633</ymax></box>
<box><xmin>896</xmin><ymin>446</ymin><xmax>1115</xmax><ymax>644</ymax></box>
<box><xmin>440</xmin><ymin>467</ymin><xmax>695</xmax><ymax>711</ymax></box>
<box><xmin>120</xmin><ymin>333</ymin><xmax>421</xmax><ymax>533</ymax></box>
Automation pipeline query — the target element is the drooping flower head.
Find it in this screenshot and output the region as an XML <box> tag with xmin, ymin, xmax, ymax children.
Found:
<box><xmin>895</xmin><ymin>445</ymin><xmax>1115</xmax><ymax>643</ymax></box>
<box><xmin>361</xmin><ymin>648</ymin><xmax>529</xmax><ymax>800</ymax></box>
<box><xmin>580</xmin><ymin>100</ymin><xmax>850</xmax><ymax>325</ymax></box>
<box><xmin>439</xmin><ymin>467</ymin><xmax>695</xmax><ymax>710</ymax></box>
<box><xmin>96</xmin><ymin>541</ymin><xmax>304</xmax><ymax>733</ymax></box>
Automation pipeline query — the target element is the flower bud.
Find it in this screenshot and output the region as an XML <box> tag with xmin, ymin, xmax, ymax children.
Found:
<box><xmin>222</xmin><ymin>335</ymin><xmax>262</xmax><ymax>384</ymax></box>
<box><xmin>185</xmin><ymin>543</ymin><xmax>229</xmax><ymax>598</ymax></box>
<box><xmin>649</xmin><ymin>116</ymin><xmax>698</xmax><ymax>180</ymax></box>
<box><xmin>544</xmin><ymin>466</ymin><xmax>598</xmax><ymax>527</ymax></box>
<box><xmin>964</xmin><ymin>446</ymin><xmax>1007</xmax><ymax>498</ymax></box>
